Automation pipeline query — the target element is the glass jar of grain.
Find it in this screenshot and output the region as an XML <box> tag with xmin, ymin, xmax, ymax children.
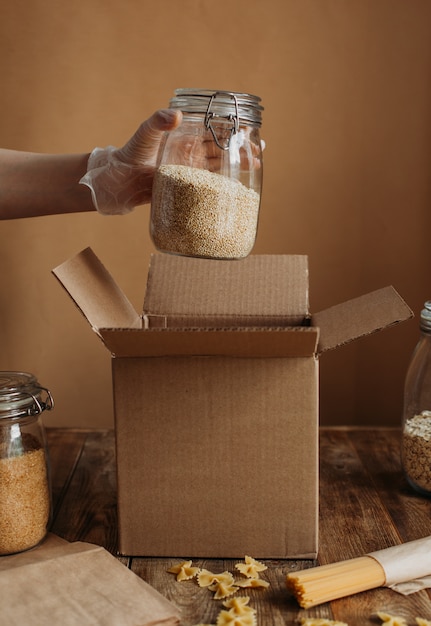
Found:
<box><xmin>0</xmin><ymin>371</ymin><xmax>54</xmax><ymax>555</ymax></box>
<box><xmin>150</xmin><ymin>89</ymin><xmax>264</xmax><ymax>259</ymax></box>
<box><xmin>401</xmin><ymin>302</ymin><xmax>431</xmax><ymax>496</ymax></box>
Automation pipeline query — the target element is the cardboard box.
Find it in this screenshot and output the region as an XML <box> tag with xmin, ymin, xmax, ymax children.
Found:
<box><xmin>53</xmin><ymin>248</ymin><xmax>412</xmax><ymax>558</ymax></box>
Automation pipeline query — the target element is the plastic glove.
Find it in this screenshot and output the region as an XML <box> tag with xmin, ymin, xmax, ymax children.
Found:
<box><xmin>80</xmin><ymin>109</ymin><xmax>182</xmax><ymax>215</ymax></box>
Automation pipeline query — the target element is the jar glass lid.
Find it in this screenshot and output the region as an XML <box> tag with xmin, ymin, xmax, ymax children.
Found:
<box><xmin>0</xmin><ymin>371</ymin><xmax>53</xmax><ymax>418</ymax></box>
<box><xmin>169</xmin><ymin>88</ymin><xmax>263</xmax><ymax>127</ymax></box>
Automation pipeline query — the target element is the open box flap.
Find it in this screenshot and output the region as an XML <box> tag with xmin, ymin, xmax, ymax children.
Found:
<box><xmin>143</xmin><ymin>253</ymin><xmax>310</xmax><ymax>327</ymax></box>
<box><xmin>98</xmin><ymin>326</ymin><xmax>320</xmax><ymax>358</ymax></box>
<box><xmin>312</xmin><ymin>286</ymin><xmax>413</xmax><ymax>354</ymax></box>
<box><xmin>52</xmin><ymin>247</ymin><xmax>141</xmax><ymax>333</ymax></box>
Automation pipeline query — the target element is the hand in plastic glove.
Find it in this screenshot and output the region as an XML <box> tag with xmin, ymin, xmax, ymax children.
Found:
<box><xmin>158</xmin><ymin>121</ymin><xmax>264</xmax><ymax>174</ymax></box>
<box><xmin>80</xmin><ymin>109</ymin><xmax>182</xmax><ymax>215</ymax></box>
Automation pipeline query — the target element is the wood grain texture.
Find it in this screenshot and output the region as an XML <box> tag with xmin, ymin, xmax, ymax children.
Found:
<box><xmin>49</xmin><ymin>429</ymin><xmax>119</xmax><ymax>555</ymax></box>
<box><xmin>45</xmin><ymin>427</ymin><xmax>431</xmax><ymax>625</ymax></box>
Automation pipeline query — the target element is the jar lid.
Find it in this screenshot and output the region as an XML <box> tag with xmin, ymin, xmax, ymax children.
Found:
<box><xmin>0</xmin><ymin>371</ymin><xmax>54</xmax><ymax>419</ymax></box>
<box><xmin>420</xmin><ymin>302</ymin><xmax>431</xmax><ymax>331</ymax></box>
<box><xmin>169</xmin><ymin>88</ymin><xmax>263</xmax><ymax>127</ymax></box>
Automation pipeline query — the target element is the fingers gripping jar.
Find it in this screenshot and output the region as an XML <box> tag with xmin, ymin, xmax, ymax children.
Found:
<box><xmin>0</xmin><ymin>372</ymin><xmax>54</xmax><ymax>555</ymax></box>
<box><xmin>150</xmin><ymin>89</ymin><xmax>264</xmax><ymax>259</ymax></box>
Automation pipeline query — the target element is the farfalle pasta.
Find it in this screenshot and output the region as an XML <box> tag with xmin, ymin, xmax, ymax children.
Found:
<box><xmin>223</xmin><ymin>597</ymin><xmax>255</xmax><ymax>616</ymax></box>
<box><xmin>377</xmin><ymin>612</ymin><xmax>408</xmax><ymax>626</ymax></box>
<box><xmin>167</xmin><ymin>559</ymin><xmax>200</xmax><ymax>581</ymax></box>
<box><xmin>198</xmin><ymin>569</ymin><xmax>234</xmax><ymax>588</ymax></box>
<box><xmin>209</xmin><ymin>576</ymin><xmax>239</xmax><ymax>600</ymax></box>
<box><xmin>235</xmin><ymin>556</ymin><xmax>267</xmax><ymax>579</ymax></box>
<box><xmin>217</xmin><ymin>598</ymin><xmax>257</xmax><ymax>626</ymax></box>
<box><xmin>216</xmin><ymin>610</ymin><xmax>256</xmax><ymax>626</ymax></box>
<box><xmin>168</xmin><ymin>555</ymin><xmax>269</xmax><ymax>624</ymax></box>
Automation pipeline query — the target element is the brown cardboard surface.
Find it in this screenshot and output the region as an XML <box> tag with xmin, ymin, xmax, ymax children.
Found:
<box><xmin>52</xmin><ymin>247</ymin><xmax>141</xmax><ymax>332</ymax></box>
<box><xmin>143</xmin><ymin>253</ymin><xmax>309</xmax><ymax>327</ymax></box>
<box><xmin>53</xmin><ymin>247</ymin><xmax>412</xmax><ymax>558</ymax></box>
<box><xmin>113</xmin><ymin>355</ymin><xmax>318</xmax><ymax>558</ymax></box>
<box><xmin>313</xmin><ymin>286</ymin><xmax>413</xmax><ymax>353</ymax></box>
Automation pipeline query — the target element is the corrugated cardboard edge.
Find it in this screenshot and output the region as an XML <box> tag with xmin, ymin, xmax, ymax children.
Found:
<box><xmin>313</xmin><ymin>286</ymin><xmax>414</xmax><ymax>353</ymax></box>
<box><xmin>99</xmin><ymin>326</ymin><xmax>320</xmax><ymax>358</ymax></box>
<box><xmin>52</xmin><ymin>247</ymin><xmax>141</xmax><ymax>333</ymax></box>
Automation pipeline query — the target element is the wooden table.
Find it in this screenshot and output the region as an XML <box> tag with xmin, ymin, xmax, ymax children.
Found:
<box><xmin>47</xmin><ymin>427</ymin><xmax>431</xmax><ymax>625</ymax></box>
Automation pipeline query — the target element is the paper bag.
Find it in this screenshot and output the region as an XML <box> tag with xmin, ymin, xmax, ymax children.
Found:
<box><xmin>0</xmin><ymin>534</ymin><xmax>180</xmax><ymax>626</ymax></box>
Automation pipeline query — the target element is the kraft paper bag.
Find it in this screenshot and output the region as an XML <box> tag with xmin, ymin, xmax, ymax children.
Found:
<box><xmin>0</xmin><ymin>534</ymin><xmax>180</xmax><ymax>626</ymax></box>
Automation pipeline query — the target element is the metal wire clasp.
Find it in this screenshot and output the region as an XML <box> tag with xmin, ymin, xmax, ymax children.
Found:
<box><xmin>27</xmin><ymin>386</ymin><xmax>55</xmax><ymax>416</ymax></box>
<box><xmin>204</xmin><ymin>91</ymin><xmax>239</xmax><ymax>150</ymax></box>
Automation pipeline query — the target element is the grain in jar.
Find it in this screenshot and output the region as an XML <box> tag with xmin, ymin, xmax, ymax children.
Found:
<box><xmin>150</xmin><ymin>89</ymin><xmax>263</xmax><ymax>260</ymax></box>
<box><xmin>0</xmin><ymin>371</ymin><xmax>54</xmax><ymax>555</ymax></box>
<box><xmin>401</xmin><ymin>302</ymin><xmax>431</xmax><ymax>496</ymax></box>
<box><xmin>152</xmin><ymin>164</ymin><xmax>260</xmax><ymax>259</ymax></box>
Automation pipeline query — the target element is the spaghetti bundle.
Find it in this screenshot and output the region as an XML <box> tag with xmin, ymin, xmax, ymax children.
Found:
<box><xmin>286</xmin><ymin>556</ymin><xmax>385</xmax><ymax>608</ymax></box>
<box><xmin>286</xmin><ymin>536</ymin><xmax>431</xmax><ymax>608</ymax></box>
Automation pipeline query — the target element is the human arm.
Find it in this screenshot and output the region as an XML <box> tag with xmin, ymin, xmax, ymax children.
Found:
<box><xmin>0</xmin><ymin>150</ymin><xmax>93</xmax><ymax>219</ymax></box>
<box><xmin>0</xmin><ymin>109</ymin><xmax>182</xmax><ymax>220</ymax></box>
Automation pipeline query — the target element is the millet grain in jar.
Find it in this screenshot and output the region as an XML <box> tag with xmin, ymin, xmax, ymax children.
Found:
<box><xmin>402</xmin><ymin>413</ymin><xmax>431</xmax><ymax>493</ymax></box>
<box><xmin>150</xmin><ymin>89</ymin><xmax>263</xmax><ymax>259</ymax></box>
<box><xmin>0</xmin><ymin>433</ymin><xmax>50</xmax><ymax>555</ymax></box>
<box><xmin>151</xmin><ymin>164</ymin><xmax>260</xmax><ymax>259</ymax></box>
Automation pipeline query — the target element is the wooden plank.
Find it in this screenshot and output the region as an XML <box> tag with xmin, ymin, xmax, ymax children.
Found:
<box><xmin>44</xmin><ymin>427</ymin><xmax>431</xmax><ymax>624</ymax></box>
<box><xmin>132</xmin><ymin>558</ymin><xmax>222</xmax><ymax>626</ymax></box>
<box><xmin>130</xmin><ymin>557</ymin><xmax>332</xmax><ymax>626</ymax></box>
<box><xmin>348</xmin><ymin>427</ymin><xmax>431</xmax><ymax>544</ymax></box>
<box><xmin>319</xmin><ymin>427</ymin><xmax>431</xmax><ymax>625</ymax></box>
<box><xmin>319</xmin><ymin>428</ymin><xmax>400</xmax><ymax>556</ymax></box>
<box><xmin>50</xmin><ymin>430</ymin><xmax>119</xmax><ymax>556</ymax></box>
<box><xmin>46</xmin><ymin>428</ymin><xmax>88</xmax><ymax>515</ymax></box>
<box><xmin>348</xmin><ymin>428</ymin><xmax>431</xmax><ymax>611</ymax></box>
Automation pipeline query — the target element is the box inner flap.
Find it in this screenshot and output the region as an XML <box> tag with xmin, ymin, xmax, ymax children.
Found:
<box><xmin>52</xmin><ymin>247</ymin><xmax>141</xmax><ymax>331</ymax></box>
<box><xmin>99</xmin><ymin>326</ymin><xmax>319</xmax><ymax>358</ymax></box>
<box><xmin>312</xmin><ymin>285</ymin><xmax>413</xmax><ymax>353</ymax></box>
<box><xmin>143</xmin><ymin>254</ymin><xmax>309</xmax><ymax>327</ymax></box>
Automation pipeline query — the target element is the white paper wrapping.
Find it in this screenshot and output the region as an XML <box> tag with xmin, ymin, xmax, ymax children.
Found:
<box><xmin>369</xmin><ymin>535</ymin><xmax>431</xmax><ymax>595</ymax></box>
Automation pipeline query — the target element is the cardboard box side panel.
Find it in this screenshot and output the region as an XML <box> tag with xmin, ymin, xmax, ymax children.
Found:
<box><xmin>100</xmin><ymin>327</ymin><xmax>320</xmax><ymax>358</ymax></box>
<box><xmin>144</xmin><ymin>254</ymin><xmax>310</xmax><ymax>320</ymax></box>
<box><xmin>113</xmin><ymin>355</ymin><xmax>319</xmax><ymax>558</ymax></box>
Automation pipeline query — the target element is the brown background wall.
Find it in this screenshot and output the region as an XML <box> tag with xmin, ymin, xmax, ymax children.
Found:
<box><xmin>1</xmin><ymin>0</ymin><xmax>430</xmax><ymax>428</ymax></box>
